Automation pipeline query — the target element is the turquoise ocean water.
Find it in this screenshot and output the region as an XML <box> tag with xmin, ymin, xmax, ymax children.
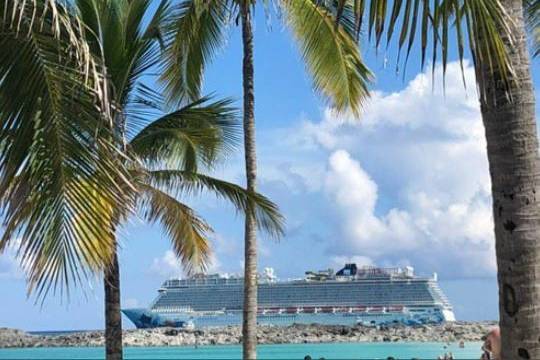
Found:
<box><xmin>0</xmin><ymin>342</ymin><xmax>482</xmax><ymax>359</ymax></box>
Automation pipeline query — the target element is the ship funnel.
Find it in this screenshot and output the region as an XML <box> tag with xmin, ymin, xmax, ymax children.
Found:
<box><xmin>336</xmin><ymin>263</ymin><xmax>358</xmax><ymax>276</ymax></box>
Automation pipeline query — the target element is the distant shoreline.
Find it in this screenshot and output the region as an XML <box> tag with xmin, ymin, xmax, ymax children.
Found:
<box><xmin>28</xmin><ymin>330</ymin><xmax>99</xmax><ymax>336</ymax></box>
<box><xmin>1</xmin><ymin>322</ymin><xmax>496</xmax><ymax>348</ymax></box>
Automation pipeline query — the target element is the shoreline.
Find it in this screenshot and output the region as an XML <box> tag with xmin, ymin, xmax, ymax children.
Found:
<box><xmin>0</xmin><ymin>322</ymin><xmax>496</xmax><ymax>348</ymax></box>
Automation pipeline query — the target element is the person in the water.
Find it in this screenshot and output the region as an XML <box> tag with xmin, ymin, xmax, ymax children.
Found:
<box><xmin>481</xmin><ymin>327</ymin><xmax>501</xmax><ymax>360</ymax></box>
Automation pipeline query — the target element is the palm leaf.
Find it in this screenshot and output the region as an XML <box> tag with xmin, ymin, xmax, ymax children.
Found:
<box><xmin>0</xmin><ymin>0</ymin><xmax>134</xmax><ymax>298</ymax></box>
<box><xmin>280</xmin><ymin>0</ymin><xmax>372</xmax><ymax>115</ymax></box>
<box><xmin>343</xmin><ymin>0</ymin><xmax>512</xmax><ymax>84</ymax></box>
<box><xmin>139</xmin><ymin>184</ymin><xmax>212</xmax><ymax>274</ymax></box>
<box><xmin>146</xmin><ymin>170</ymin><xmax>284</xmax><ymax>239</ymax></box>
<box><xmin>129</xmin><ymin>95</ymin><xmax>240</xmax><ymax>171</ymax></box>
<box><xmin>76</xmin><ymin>0</ymin><xmax>169</xmax><ymax>114</ymax></box>
<box><xmin>160</xmin><ymin>0</ymin><xmax>231</xmax><ymax>103</ymax></box>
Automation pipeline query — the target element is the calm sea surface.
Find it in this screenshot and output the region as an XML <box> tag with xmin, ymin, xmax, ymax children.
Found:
<box><xmin>0</xmin><ymin>342</ymin><xmax>482</xmax><ymax>360</ymax></box>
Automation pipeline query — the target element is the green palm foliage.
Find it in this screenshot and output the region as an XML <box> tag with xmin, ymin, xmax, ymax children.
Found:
<box><xmin>126</xmin><ymin>94</ymin><xmax>283</xmax><ymax>272</ymax></box>
<box><xmin>330</xmin><ymin>0</ymin><xmax>539</xmax><ymax>78</ymax></box>
<box><xmin>76</xmin><ymin>3</ymin><xmax>282</xmax><ymax>357</ymax></box>
<box><xmin>331</xmin><ymin>0</ymin><xmax>515</xmax><ymax>83</ymax></box>
<box><xmin>0</xmin><ymin>0</ymin><xmax>135</xmax><ymax>298</ymax></box>
<box><xmin>74</xmin><ymin>0</ymin><xmax>283</xmax><ymax>271</ymax></box>
<box><xmin>280</xmin><ymin>0</ymin><xmax>372</xmax><ymax>112</ymax></box>
<box><xmin>0</xmin><ymin>0</ymin><xmax>283</xmax><ymax>300</ymax></box>
<box><xmin>160</xmin><ymin>0</ymin><xmax>372</xmax><ymax>114</ymax></box>
<box><xmin>127</xmin><ymin>96</ymin><xmax>284</xmax><ymax>272</ymax></box>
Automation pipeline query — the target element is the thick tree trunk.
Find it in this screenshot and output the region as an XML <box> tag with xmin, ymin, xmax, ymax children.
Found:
<box><xmin>240</xmin><ymin>2</ymin><xmax>258</xmax><ymax>360</ymax></box>
<box><xmin>477</xmin><ymin>1</ymin><xmax>539</xmax><ymax>359</ymax></box>
<box><xmin>104</xmin><ymin>249</ymin><xmax>123</xmax><ymax>360</ymax></box>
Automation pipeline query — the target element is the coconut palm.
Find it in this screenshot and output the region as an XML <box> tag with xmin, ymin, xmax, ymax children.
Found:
<box><xmin>73</xmin><ymin>0</ymin><xmax>283</xmax><ymax>359</ymax></box>
<box><xmin>161</xmin><ymin>2</ymin><xmax>371</xmax><ymax>357</ymax></box>
<box><xmin>336</xmin><ymin>1</ymin><xmax>538</xmax><ymax>358</ymax></box>
<box><xmin>0</xmin><ymin>1</ymin><xmax>135</xmax><ymax>299</ymax></box>
<box><xmin>105</xmin><ymin>97</ymin><xmax>281</xmax><ymax>360</ymax></box>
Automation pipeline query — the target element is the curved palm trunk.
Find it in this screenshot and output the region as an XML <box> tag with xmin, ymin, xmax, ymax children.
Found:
<box><xmin>104</xmin><ymin>249</ymin><xmax>123</xmax><ymax>360</ymax></box>
<box><xmin>478</xmin><ymin>1</ymin><xmax>539</xmax><ymax>358</ymax></box>
<box><xmin>240</xmin><ymin>2</ymin><xmax>258</xmax><ymax>360</ymax></box>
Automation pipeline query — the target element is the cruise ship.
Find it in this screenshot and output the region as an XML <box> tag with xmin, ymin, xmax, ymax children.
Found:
<box><xmin>122</xmin><ymin>264</ymin><xmax>455</xmax><ymax>328</ymax></box>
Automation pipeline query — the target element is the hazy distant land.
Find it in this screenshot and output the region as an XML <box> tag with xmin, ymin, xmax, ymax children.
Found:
<box><xmin>0</xmin><ymin>322</ymin><xmax>496</xmax><ymax>348</ymax></box>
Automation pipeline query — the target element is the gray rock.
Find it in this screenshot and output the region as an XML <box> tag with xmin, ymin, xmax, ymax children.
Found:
<box><xmin>0</xmin><ymin>321</ymin><xmax>497</xmax><ymax>348</ymax></box>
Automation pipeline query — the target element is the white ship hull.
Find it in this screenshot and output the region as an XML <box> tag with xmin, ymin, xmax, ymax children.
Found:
<box><xmin>123</xmin><ymin>305</ymin><xmax>453</xmax><ymax>328</ymax></box>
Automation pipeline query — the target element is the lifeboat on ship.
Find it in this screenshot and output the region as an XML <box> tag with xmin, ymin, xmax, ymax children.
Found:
<box><xmin>351</xmin><ymin>306</ymin><xmax>367</xmax><ymax>313</ymax></box>
<box><xmin>368</xmin><ymin>306</ymin><xmax>385</xmax><ymax>314</ymax></box>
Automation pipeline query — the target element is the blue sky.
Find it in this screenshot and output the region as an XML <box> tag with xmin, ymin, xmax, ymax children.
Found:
<box><xmin>1</xmin><ymin>8</ymin><xmax>539</xmax><ymax>331</ymax></box>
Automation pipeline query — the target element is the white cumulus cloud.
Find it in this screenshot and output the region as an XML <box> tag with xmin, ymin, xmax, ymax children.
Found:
<box><xmin>150</xmin><ymin>250</ymin><xmax>183</xmax><ymax>278</ymax></box>
<box><xmin>185</xmin><ymin>61</ymin><xmax>497</xmax><ymax>280</ymax></box>
<box><xmin>150</xmin><ymin>248</ymin><xmax>223</xmax><ymax>279</ymax></box>
<box><xmin>265</xmin><ymin>61</ymin><xmax>496</xmax><ymax>278</ymax></box>
<box><xmin>0</xmin><ymin>239</ymin><xmax>24</xmax><ymax>280</ymax></box>
<box><xmin>324</xmin><ymin>150</ymin><xmax>416</xmax><ymax>256</ymax></box>
<box><xmin>322</xmin><ymin>148</ymin><xmax>495</xmax><ymax>277</ymax></box>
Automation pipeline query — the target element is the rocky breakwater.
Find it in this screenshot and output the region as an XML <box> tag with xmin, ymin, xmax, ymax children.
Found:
<box><xmin>0</xmin><ymin>322</ymin><xmax>496</xmax><ymax>348</ymax></box>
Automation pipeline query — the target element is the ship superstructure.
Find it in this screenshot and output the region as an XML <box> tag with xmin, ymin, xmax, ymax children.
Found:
<box><xmin>122</xmin><ymin>264</ymin><xmax>455</xmax><ymax>328</ymax></box>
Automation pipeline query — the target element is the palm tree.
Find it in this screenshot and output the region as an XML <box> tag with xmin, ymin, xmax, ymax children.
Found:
<box><xmin>73</xmin><ymin>1</ymin><xmax>284</xmax><ymax>359</ymax></box>
<box><xmin>161</xmin><ymin>2</ymin><xmax>370</xmax><ymax>358</ymax></box>
<box><xmin>336</xmin><ymin>1</ymin><xmax>538</xmax><ymax>358</ymax></box>
<box><xmin>0</xmin><ymin>1</ymin><xmax>135</xmax><ymax>298</ymax></box>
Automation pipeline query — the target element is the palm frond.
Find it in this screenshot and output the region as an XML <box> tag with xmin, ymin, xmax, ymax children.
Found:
<box><xmin>147</xmin><ymin>170</ymin><xmax>285</xmax><ymax>239</ymax></box>
<box><xmin>129</xmin><ymin>95</ymin><xmax>240</xmax><ymax>171</ymax></box>
<box><xmin>343</xmin><ymin>0</ymin><xmax>512</xmax><ymax>84</ymax></box>
<box><xmin>0</xmin><ymin>0</ymin><xmax>134</xmax><ymax>298</ymax></box>
<box><xmin>160</xmin><ymin>0</ymin><xmax>231</xmax><ymax>103</ymax></box>
<box><xmin>75</xmin><ymin>0</ymin><xmax>165</xmax><ymax>108</ymax></box>
<box><xmin>280</xmin><ymin>0</ymin><xmax>372</xmax><ymax>115</ymax></box>
<box><xmin>139</xmin><ymin>184</ymin><xmax>212</xmax><ymax>274</ymax></box>
<box><xmin>143</xmin><ymin>0</ymin><xmax>171</xmax><ymax>44</ymax></box>
<box><xmin>7</xmin><ymin>0</ymin><xmax>94</xmax><ymax>67</ymax></box>
<box><xmin>525</xmin><ymin>0</ymin><xmax>539</xmax><ymax>57</ymax></box>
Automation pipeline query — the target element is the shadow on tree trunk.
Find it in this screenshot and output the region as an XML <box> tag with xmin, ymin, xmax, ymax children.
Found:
<box><xmin>104</xmin><ymin>250</ymin><xmax>123</xmax><ymax>360</ymax></box>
